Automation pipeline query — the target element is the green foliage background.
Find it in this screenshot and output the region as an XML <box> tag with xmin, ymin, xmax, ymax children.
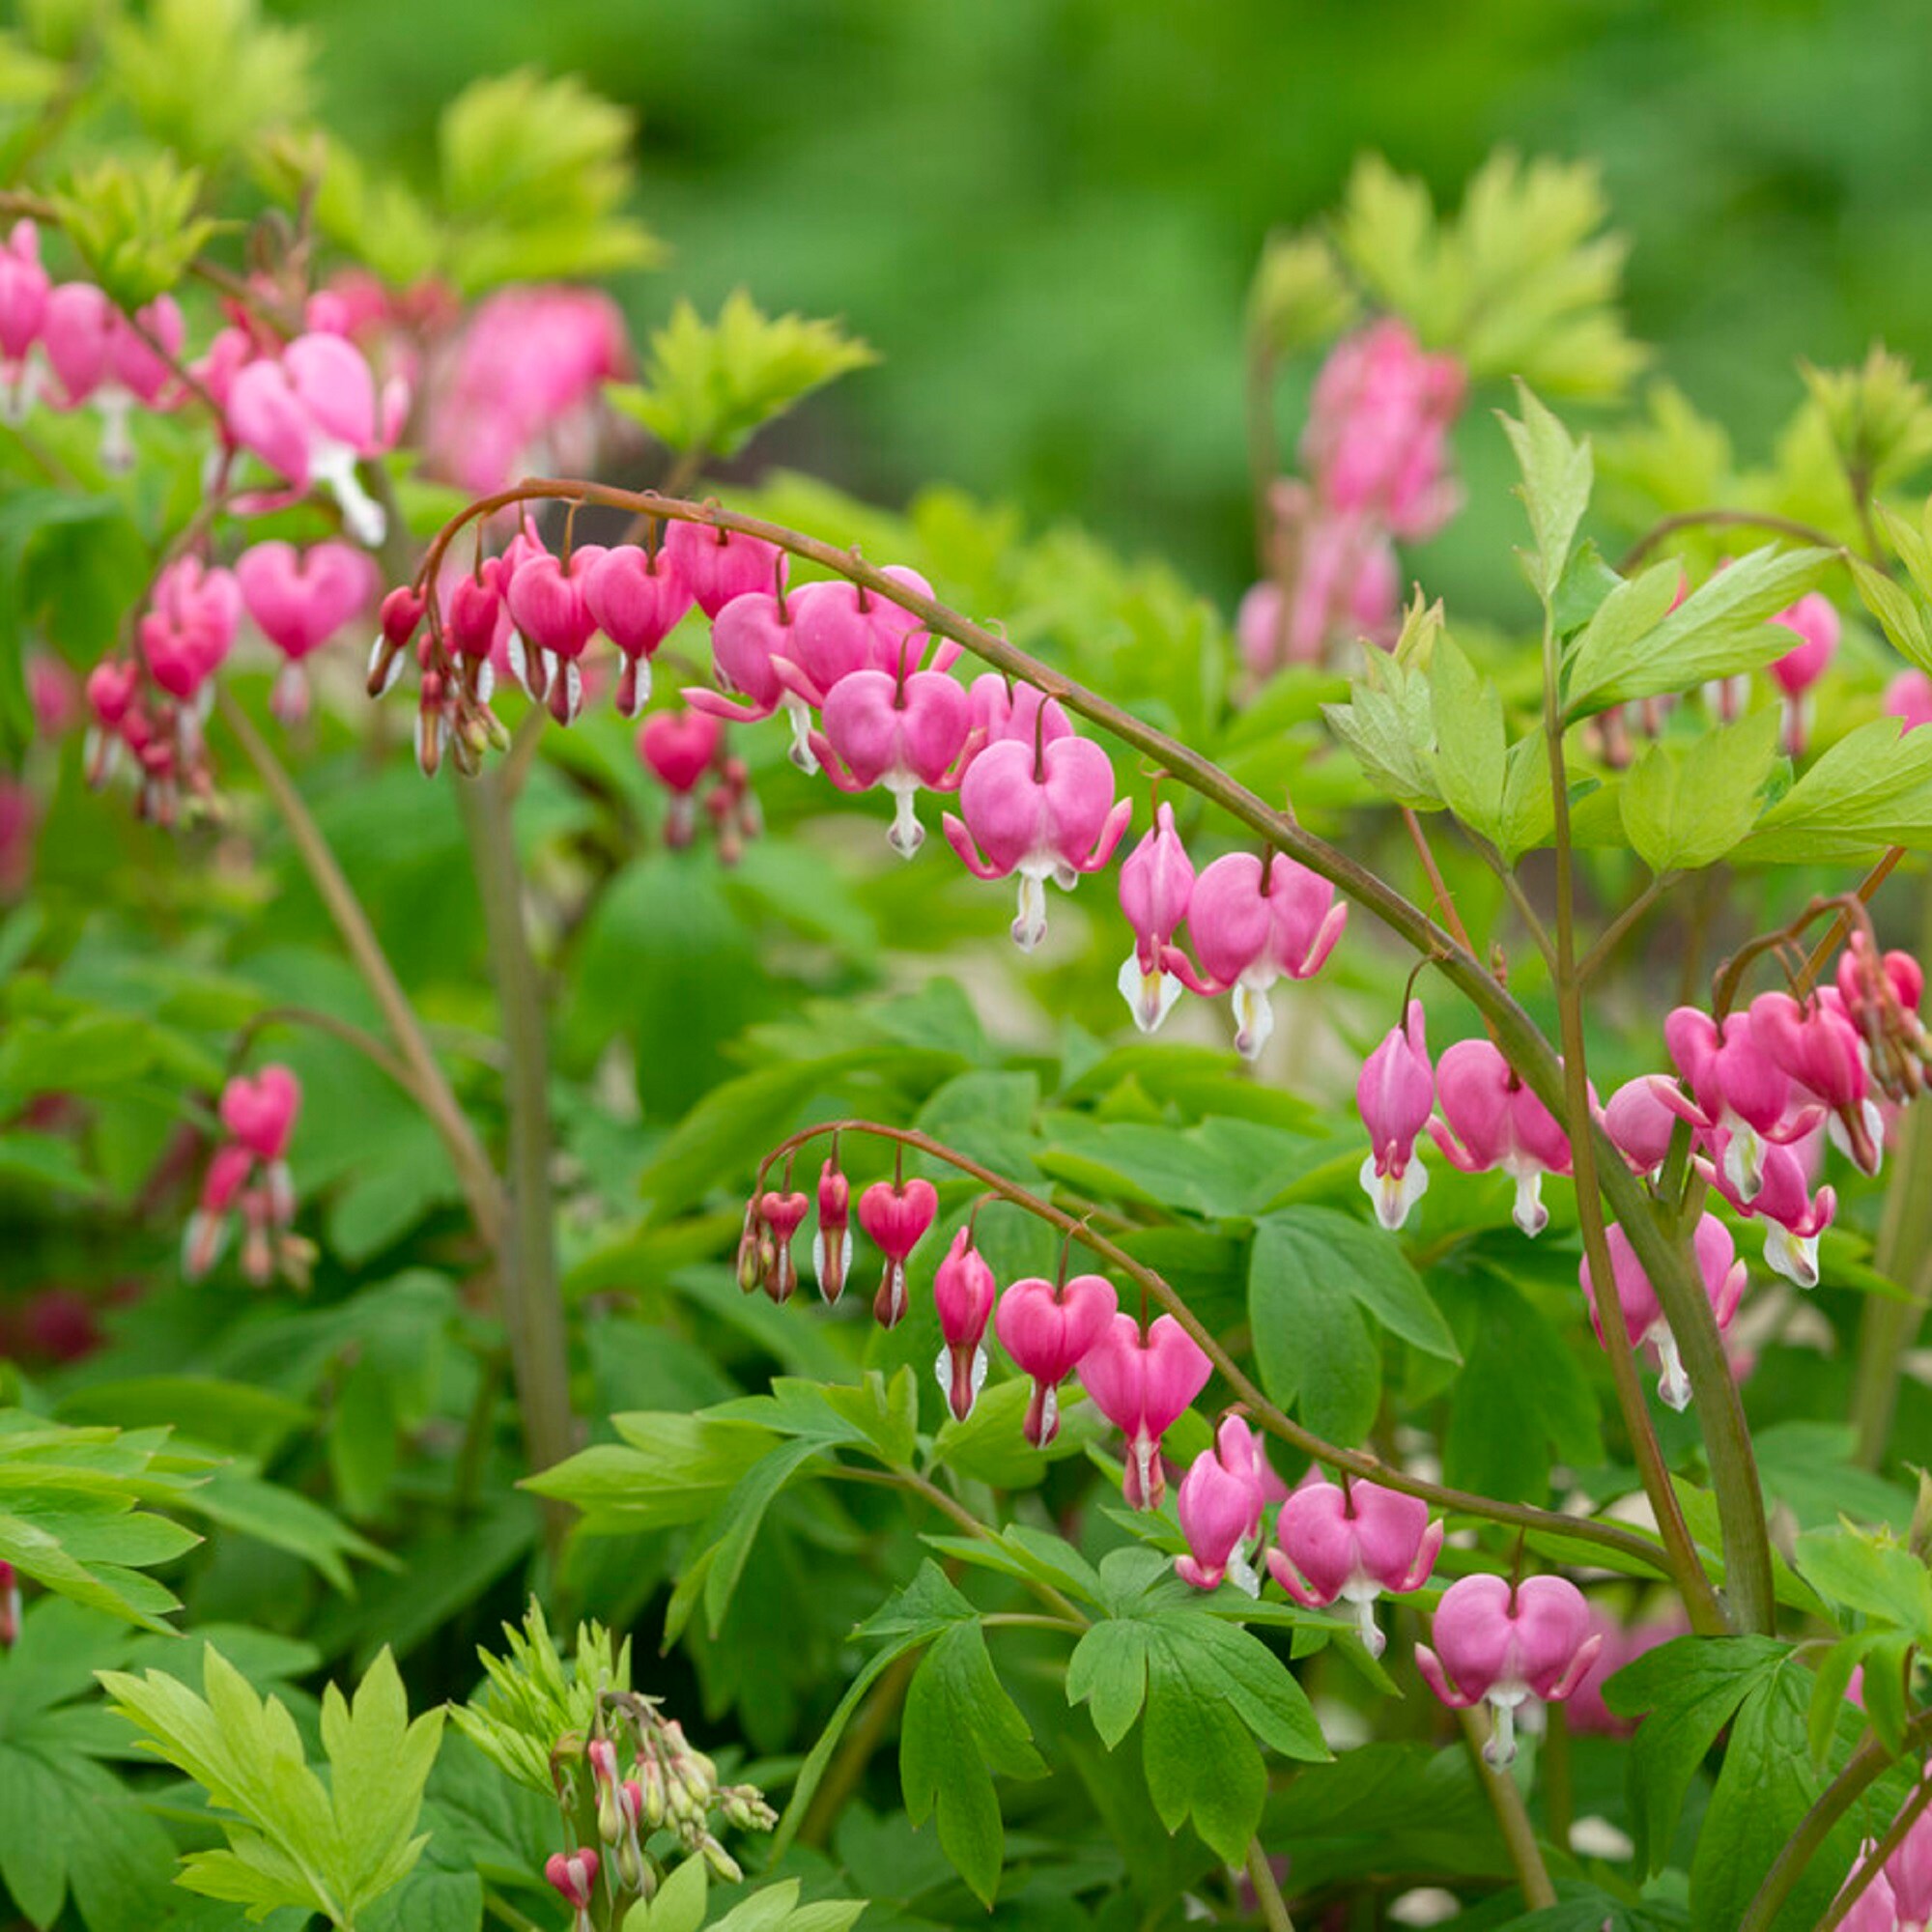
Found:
<box><xmin>274</xmin><ymin>0</ymin><xmax>1932</xmax><ymax>604</ymax></box>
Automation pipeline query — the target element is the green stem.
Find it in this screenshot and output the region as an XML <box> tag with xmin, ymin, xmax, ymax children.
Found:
<box><xmin>1456</xmin><ymin>1707</ymin><xmax>1556</xmax><ymax>1910</ymax></box>
<box><xmin>1619</xmin><ymin>507</ymin><xmax>1860</xmax><ymax>573</ymax></box>
<box><xmin>460</xmin><ymin>770</ymin><xmax>576</xmax><ymax>1519</ymax></box>
<box><xmin>1538</xmin><ymin>614</ymin><xmax>1724</xmax><ymax>1633</ymax></box>
<box><xmin>215</xmin><ymin>685</ymin><xmax>506</xmax><ymax>1248</ymax></box>
<box><xmin>421</xmin><ymin>481</ymin><xmax>1776</xmax><ymax>1625</ymax></box>
<box><xmin>1245</xmin><ymin>1838</ymin><xmax>1295</xmax><ymax>1932</ymax></box>
<box><xmin>1739</xmin><ymin>1710</ymin><xmax>1932</xmax><ymax>1932</ymax></box>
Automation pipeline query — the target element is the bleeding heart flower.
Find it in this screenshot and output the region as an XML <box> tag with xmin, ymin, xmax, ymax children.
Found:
<box><xmin>814</xmin><ymin>669</ymin><xmax>971</xmax><ymax>858</ymax></box>
<box><xmin>140</xmin><ymin>557</ymin><xmax>242</xmax><ymax>702</ymax></box>
<box><xmin>755</xmin><ymin>1188</ymin><xmax>810</xmax><ymax>1303</ymax></box>
<box><xmin>236</xmin><ymin>541</ymin><xmax>381</xmax><ymax>723</ymax></box>
<box><xmin>584</xmin><ymin>543</ymin><xmax>694</xmax><ymax>718</ymax></box>
<box><xmin>219</xmin><ymin>1066</ymin><xmax>302</xmax><ymax>1163</ymax></box>
<box><xmin>1117</xmin><ymin>801</ymin><xmax>1195</xmax><ymax>1033</ymax></box>
<box><xmin>812</xmin><ymin>1157</ymin><xmax>851</xmax><ymax>1302</ymax></box>
<box><xmin>1428</xmin><ymin>1037</ymin><xmax>1573</xmax><ymax>1236</ymax></box>
<box><xmin>226</xmin><ymin>332</ymin><xmax>409</xmax><ymax>544</ymax></box>
<box><xmin>1835</xmin><ymin>932</ymin><xmax>1930</xmax><ymax>1104</ymax></box>
<box><xmin>943</xmin><ymin>734</ymin><xmax>1130</xmax><ymax>950</ymax></box>
<box><xmin>638</xmin><ymin>710</ymin><xmax>722</xmax><ymax>848</ymax></box>
<box><xmin>1580</xmin><ymin>1213</ymin><xmax>1747</xmax><ymax>1411</ymax></box>
<box><xmin>664</xmin><ymin>518</ymin><xmax>786</xmax><ymax>618</ymax></box>
<box><xmin>0</xmin><ymin>221</ymin><xmax>47</xmax><ymax>422</ymax></box>
<box><xmin>1076</xmin><ymin>1311</ymin><xmax>1213</xmax><ymax>1509</ymax></box>
<box><xmin>1658</xmin><ymin>1005</ymin><xmax>1816</xmax><ymax>1202</ymax></box>
<box><xmin>963</xmin><ymin>673</ymin><xmax>1071</xmax><ymax>766</ymax></box>
<box><xmin>688</xmin><ymin>590</ymin><xmax>821</xmax><ymax>771</ymax></box>
<box><xmin>994</xmin><ymin>1271</ymin><xmax>1120</xmax><ymax>1447</ymax></box>
<box><xmin>1767</xmin><ymin>591</ymin><xmax>1840</xmax><ymax>753</ymax></box>
<box><xmin>1164</xmin><ymin>851</ymin><xmax>1347</xmax><ymax>1059</ymax></box>
<box><xmin>1415</xmin><ymin>1572</ymin><xmax>1602</xmax><ymax>1765</ymax></box>
<box><xmin>933</xmin><ymin>1227</ymin><xmax>998</xmax><ymax>1421</ymax></box>
<box><xmin>1749</xmin><ymin>988</ymin><xmax>1885</xmax><ymax>1177</ymax></box>
<box><xmin>1176</xmin><ymin>1415</ymin><xmax>1269</xmax><ymax>1594</ymax></box>
<box><xmin>1603</xmin><ymin>1076</ymin><xmax>1680</xmax><ymax>1178</ymax></box>
<box><xmin>1703</xmin><ymin>1127</ymin><xmax>1834</xmax><ymax>1289</ymax></box>
<box><xmin>857</xmin><ymin>1177</ymin><xmax>938</xmax><ymax>1327</ymax></box>
<box><xmin>1268</xmin><ymin>1473</ymin><xmax>1441</xmax><ymax>1655</ymax></box>
<box><xmin>185</xmin><ymin>1065</ymin><xmax>303</xmax><ymax>1286</ymax></box>
<box><xmin>42</xmin><ymin>284</ymin><xmax>184</xmax><ymax>468</ymax></box>
<box><xmin>1356</xmin><ymin>999</ymin><xmax>1435</xmax><ymax>1231</ymax></box>
<box><xmin>1886</xmin><ymin>669</ymin><xmax>1932</xmax><ymax>734</ymax></box>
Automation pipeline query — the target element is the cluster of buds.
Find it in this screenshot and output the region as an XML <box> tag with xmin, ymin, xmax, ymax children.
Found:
<box><xmin>551</xmin><ymin>1696</ymin><xmax>778</xmax><ymax>1922</ymax></box>
<box><xmin>739</xmin><ymin>1135</ymin><xmax>1215</xmax><ymax>1508</ymax></box>
<box><xmin>1416</xmin><ymin>1572</ymin><xmax>1602</xmax><ymax>1767</ymax></box>
<box><xmin>1353</xmin><ymin>1003</ymin><xmax>1574</xmax><ymax>1236</ymax></box>
<box><xmin>1237</xmin><ymin>319</ymin><xmax>1465</xmax><ymax>680</ymax></box>
<box><xmin>637</xmin><ymin>710</ymin><xmax>760</xmax><ymax>860</ymax></box>
<box><xmin>183</xmin><ymin>1066</ymin><xmax>309</xmax><ymax>1288</ymax></box>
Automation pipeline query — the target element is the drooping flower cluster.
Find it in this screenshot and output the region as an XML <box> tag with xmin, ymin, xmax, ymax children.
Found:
<box><xmin>737</xmin><ymin>1141</ymin><xmax>1214</xmax><ymax>1508</ymax></box>
<box><xmin>1415</xmin><ymin>1572</ymin><xmax>1602</xmax><ymax>1766</ymax></box>
<box><xmin>1352</xmin><ymin>1006</ymin><xmax>1573</xmax><ymax>1236</ymax></box>
<box><xmin>1238</xmin><ymin>319</ymin><xmax>1466</xmax><ymax>680</ymax></box>
<box><xmin>184</xmin><ymin>1065</ymin><xmax>307</xmax><ymax>1287</ymax></box>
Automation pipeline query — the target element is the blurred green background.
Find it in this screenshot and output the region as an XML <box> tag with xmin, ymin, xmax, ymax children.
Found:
<box><xmin>270</xmin><ymin>0</ymin><xmax>1932</xmax><ymax>597</ymax></box>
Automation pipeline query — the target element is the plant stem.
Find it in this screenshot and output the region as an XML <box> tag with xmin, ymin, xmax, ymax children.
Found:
<box><xmin>1455</xmin><ymin>1707</ymin><xmax>1556</xmax><ymax>1910</ymax></box>
<box><xmin>418</xmin><ymin>481</ymin><xmax>1780</xmax><ymax>1625</ymax></box>
<box><xmin>783</xmin><ymin>1121</ymin><xmax>1677</xmax><ymax>1577</ymax></box>
<box><xmin>796</xmin><ymin>1647</ymin><xmax>918</xmax><ymax>1849</ymax></box>
<box><xmin>215</xmin><ymin>685</ymin><xmax>505</xmax><ymax>1247</ymax></box>
<box><xmin>1245</xmin><ymin>1838</ymin><xmax>1295</xmax><ymax>1932</ymax></box>
<box><xmin>1540</xmin><ymin>613</ymin><xmax>1727</xmax><ymax>1634</ymax></box>
<box><xmin>460</xmin><ymin>769</ymin><xmax>577</xmax><ymax>1511</ymax></box>
<box><xmin>1542</xmin><ymin>1705</ymin><xmax>1574</xmax><ymax>1855</ymax></box>
<box><xmin>1577</xmin><ymin>870</ymin><xmax>1673</xmax><ymax>983</ymax></box>
<box><xmin>1739</xmin><ymin>1710</ymin><xmax>1932</xmax><ymax>1932</ymax></box>
<box><xmin>1619</xmin><ymin>507</ymin><xmax>1858</xmax><ymax>572</ymax></box>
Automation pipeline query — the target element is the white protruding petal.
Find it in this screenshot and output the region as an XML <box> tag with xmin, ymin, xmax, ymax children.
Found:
<box><xmin>1117</xmin><ymin>952</ymin><xmax>1182</xmax><ymax>1034</ymax></box>
<box><xmin>1483</xmin><ymin>1699</ymin><xmax>1519</xmax><ymax>1769</ymax></box>
<box><xmin>1721</xmin><ymin>1122</ymin><xmax>1765</xmax><ymax>1204</ymax></box>
<box><xmin>1231</xmin><ymin>980</ymin><xmax>1275</xmax><ymax>1061</ymax></box>
<box><xmin>368</xmin><ymin>632</ymin><xmax>408</xmax><ymax>696</ymax></box>
<box><xmin>1037</xmin><ymin>1379</ymin><xmax>1059</xmax><ymax>1442</ymax></box>
<box><xmin>1510</xmin><ymin>1169</ymin><xmax>1548</xmax><ymax>1238</ymax></box>
<box><xmin>1011</xmin><ymin>872</ymin><xmax>1048</xmax><ymax>952</ymax></box>
<box><xmin>312</xmin><ymin>442</ymin><xmax>386</xmax><ymax>546</ymax></box>
<box><xmin>96</xmin><ymin>391</ymin><xmax>134</xmax><ymax>473</ymax></box>
<box><xmin>1226</xmin><ymin>1543</ymin><xmax>1263</xmax><ymax>1601</ymax></box>
<box><xmin>1352</xmin><ymin>1595</ymin><xmax>1387</xmax><ymax>1659</ymax></box>
<box><xmin>1763</xmin><ymin>1222</ymin><xmax>1820</xmax><ymax>1290</ymax></box>
<box><xmin>785</xmin><ymin>696</ymin><xmax>819</xmax><ymax>775</ymax></box>
<box><xmin>475</xmin><ymin>658</ymin><xmax>496</xmax><ymax>704</ymax></box>
<box><xmin>504</xmin><ymin>632</ymin><xmax>535</xmax><ymax>697</ymax></box>
<box><xmin>1360</xmin><ymin>1150</ymin><xmax>1428</xmax><ymax>1232</ymax></box>
<box><xmin>1652</xmin><ymin>1324</ymin><xmax>1691</xmax><ymax>1411</ymax></box>
<box><xmin>1050</xmin><ymin>859</ymin><xmax>1079</xmax><ymax>893</ymax></box>
<box><xmin>556</xmin><ymin>658</ymin><xmax>582</xmax><ymax>723</ymax></box>
<box><xmin>269</xmin><ymin>661</ymin><xmax>310</xmax><ymax>726</ymax></box>
<box><xmin>886</xmin><ymin>781</ymin><xmax>924</xmax><ymax>859</ymax></box>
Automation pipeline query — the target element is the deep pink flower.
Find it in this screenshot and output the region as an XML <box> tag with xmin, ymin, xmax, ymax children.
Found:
<box><xmin>813</xmin><ymin>668</ymin><xmax>971</xmax><ymax>858</ymax></box>
<box><xmin>933</xmin><ymin>1226</ymin><xmax>998</xmax><ymax>1421</ymax></box>
<box><xmin>812</xmin><ymin>1158</ymin><xmax>851</xmax><ymax>1303</ymax></box>
<box><xmin>1241</xmin><ymin>492</ymin><xmax>1401</xmax><ymax>676</ymax></box>
<box><xmin>504</xmin><ymin>541</ymin><xmax>611</xmax><ymax>719</ymax></box>
<box><xmin>1428</xmin><ymin>1037</ymin><xmax>1573</xmax><ymax>1236</ymax></box>
<box><xmin>1414</xmin><ymin>1572</ymin><xmax>1601</xmax><ymax>1766</ymax></box>
<box><xmin>139</xmin><ymin>557</ymin><xmax>242</xmax><ymax>701</ymax></box>
<box><xmin>963</xmin><ymin>674</ymin><xmax>1071</xmax><ymax>764</ymax></box>
<box><xmin>226</xmin><ymin>332</ymin><xmax>408</xmax><ymax>544</ymax></box>
<box><xmin>942</xmin><ymin>734</ymin><xmax>1130</xmax><ymax>950</ymax></box>
<box><xmin>1833</xmin><ymin>1852</ymin><xmax>1899</xmax><ymax>1932</ymax></box>
<box><xmin>1835</xmin><ymin>932</ymin><xmax>1930</xmax><ymax>1104</ymax></box>
<box><xmin>856</xmin><ymin>1176</ymin><xmax>938</xmax><ymax>1327</ymax></box>
<box><xmin>1603</xmin><ymin>1076</ymin><xmax>1680</xmax><ymax>1178</ymax></box>
<box><xmin>1767</xmin><ymin>591</ymin><xmax>1840</xmax><ymax>753</ymax></box>
<box><xmin>584</xmin><ymin>544</ymin><xmax>694</xmax><ymax>718</ymax></box>
<box><xmin>43</xmin><ymin>284</ymin><xmax>184</xmax><ymax>468</ymax></box>
<box><xmin>1749</xmin><ymin>989</ymin><xmax>1885</xmax><ymax>1176</ymax></box>
<box><xmin>994</xmin><ymin>1271</ymin><xmax>1119</xmax><ymax>1447</ymax></box>
<box><xmin>1884</xmin><ymin>1786</ymin><xmax>1932</xmax><ymax>1926</ymax></box>
<box><xmin>235</xmin><ymin>541</ymin><xmax>381</xmax><ymax>724</ymax></box>
<box><xmin>0</xmin><ymin>220</ymin><xmax>47</xmax><ymax>420</ymax></box>
<box><xmin>1659</xmin><ymin>1005</ymin><xmax>1814</xmax><ymax>1202</ymax></box>
<box><xmin>1580</xmin><ymin>1214</ymin><xmax>1747</xmax><ymax>1411</ymax></box>
<box><xmin>1704</xmin><ymin>1126</ymin><xmax>1834</xmax><ymax>1288</ymax></box>
<box><xmin>185</xmin><ymin>1066</ymin><xmax>302</xmax><ymax>1285</ymax></box>
<box><xmin>1268</xmin><ymin>1473</ymin><xmax>1440</xmax><ymax>1657</ymax></box>
<box><xmin>663</xmin><ymin>519</ymin><xmax>786</xmax><ymax>619</ymax></box>
<box><xmin>1164</xmin><ymin>851</ymin><xmax>1348</xmax><ymax>1059</ymax></box>
<box><xmin>1116</xmin><ymin>801</ymin><xmax>1195</xmax><ymax>1033</ymax></box>
<box><xmin>1886</xmin><ymin>670</ymin><xmax>1932</xmax><ymax>734</ymax></box>
<box><xmin>546</xmin><ymin>1847</ymin><xmax>599</xmax><ymax>1924</ymax></box>
<box><xmin>755</xmin><ymin>1189</ymin><xmax>810</xmax><ymax>1304</ymax></box>
<box><xmin>1176</xmin><ymin>1416</ymin><xmax>1269</xmax><ymax>1593</ymax></box>
<box><xmin>1302</xmin><ymin>319</ymin><xmax>1465</xmax><ymax>540</ymax></box>
<box><xmin>219</xmin><ymin>1066</ymin><xmax>302</xmax><ymax>1163</ymax></box>
<box><xmin>637</xmin><ymin>710</ymin><xmax>721</xmax><ymax>848</ymax></box>
<box><xmin>1356</xmin><ymin>999</ymin><xmax>1435</xmax><ymax>1231</ymax></box>
<box><xmin>1076</xmin><ymin>1312</ymin><xmax>1213</xmax><ymax>1509</ymax></box>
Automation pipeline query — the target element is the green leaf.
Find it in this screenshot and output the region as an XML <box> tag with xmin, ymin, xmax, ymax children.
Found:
<box><xmin>1850</xmin><ymin>550</ymin><xmax>1932</xmax><ymax>672</ymax></box>
<box><xmin>48</xmin><ymin>155</ymin><xmax>217</xmax><ymax>310</ymax></box>
<box><xmin>1500</xmin><ymin>383</ymin><xmax>1594</xmax><ymax>603</ymax></box>
<box><xmin>610</xmin><ymin>291</ymin><xmax>878</xmax><ymax>461</ymax></box>
<box><xmin>524</xmin><ymin>1414</ymin><xmax>778</xmax><ymax>1533</ymax></box>
<box><xmin>625</xmin><ymin>1856</ymin><xmax>707</xmax><ymax>1932</ymax></box>
<box><xmin>899</xmin><ymin>1621</ymin><xmax>1045</xmax><ymax>1906</ymax></box>
<box><xmin>105</xmin><ymin>0</ymin><xmax>311</xmax><ymax>165</ymax></box>
<box><xmin>1618</xmin><ymin>707</ymin><xmax>1781</xmax><ymax>873</ymax></box>
<box><xmin>1794</xmin><ymin>1522</ymin><xmax>1932</xmax><ymax>1641</ymax></box>
<box><xmin>1066</xmin><ymin>1619</ymin><xmax>1151</xmax><ymax>1750</ymax></box>
<box><xmin>1602</xmin><ymin>1634</ymin><xmax>1789</xmax><ymax>1876</ymax></box>
<box><xmin>1429</xmin><ymin>634</ymin><xmax>1508</xmax><ymax>842</ymax></box>
<box><xmin>1249</xmin><ymin>1208</ymin><xmax>1458</xmax><ymax>1446</ymax></box>
<box><xmin>1565</xmin><ymin>545</ymin><xmax>1834</xmax><ymax>714</ymax></box>
<box><xmin>1738</xmin><ymin>718</ymin><xmax>1932</xmax><ymax>863</ymax></box>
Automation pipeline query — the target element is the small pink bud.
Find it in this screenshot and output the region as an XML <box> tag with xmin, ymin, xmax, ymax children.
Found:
<box><xmin>932</xmin><ymin>1227</ymin><xmax>998</xmax><ymax>1421</ymax></box>
<box><xmin>756</xmin><ymin>1189</ymin><xmax>810</xmax><ymax>1303</ymax></box>
<box><xmin>1116</xmin><ymin>801</ymin><xmax>1195</xmax><ymax>1033</ymax></box>
<box><xmin>1176</xmin><ymin>1416</ymin><xmax>1268</xmax><ymax>1593</ymax></box>
<box><xmin>1356</xmin><ymin>1000</ymin><xmax>1435</xmax><ymax>1231</ymax></box>
<box><xmin>545</xmin><ymin>1847</ymin><xmax>599</xmax><ymax>1912</ymax></box>
<box><xmin>812</xmin><ymin>1158</ymin><xmax>851</xmax><ymax>1302</ymax></box>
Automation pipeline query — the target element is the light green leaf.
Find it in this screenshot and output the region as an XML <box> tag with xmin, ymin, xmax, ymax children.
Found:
<box><xmin>1618</xmin><ymin>707</ymin><xmax>1781</xmax><ymax>873</ymax></box>
<box><xmin>1738</xmin><ymin>718</ymin><xmax>1932</xmax><ymax>863</ymax></box>
<box><xmin>1429</xmin><ymin>635</ymin><xmax>1507</xmax><ymax>840</ymax></box>
<box><xmin>1500</xmin><ymin>383</ymin><xmax>1594</xmax><ymax>603</ymax></box>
